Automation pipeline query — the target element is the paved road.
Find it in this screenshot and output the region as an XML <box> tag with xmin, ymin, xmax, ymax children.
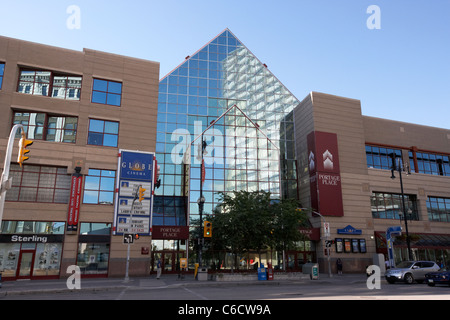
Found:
<box><xmin>2</xmin><ymin>275</ymin><xmax>450</xmax><ymax>300</ymax></box>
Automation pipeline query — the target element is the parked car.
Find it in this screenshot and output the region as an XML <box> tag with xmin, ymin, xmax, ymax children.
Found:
<box><xmin>385</xmin><ymin>261</ymin><xmax>440</xmax><ymax>284</ymax></box>
<box><xmin>425</xmin><ymin>268</ymin><xmax>450</xmax><ymax>286</ymax></box>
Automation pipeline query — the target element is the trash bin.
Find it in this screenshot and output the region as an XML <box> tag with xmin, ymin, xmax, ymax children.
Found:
<box><xmin>303</xmin><ymin>263</ymin><xmax>319</xmax><ymax>280</ymax></box>
<box><xmin>257</xmin><ymin>263</ymin><xmax>267</xmax><ymax>281</ymax></box>
<box><xmin>197</xmin><ymin>267</ymin><xmax>208</xmax><ymax>281</ymax></box>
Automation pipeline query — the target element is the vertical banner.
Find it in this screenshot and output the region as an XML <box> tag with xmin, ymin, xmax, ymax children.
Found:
<box><xmin>307</xmin><ymin>131</ymin><xmax>344</xmax><ymax>217</ymax></box>
<box><xmin>114</xmin><ymin>150</ymin><xmax>155</xmax><ymax>236</ymax></box>
<box><xmin>67</xmin><ymin>174</ymin><xmax>83</xmax><ymax>232</ymax></box>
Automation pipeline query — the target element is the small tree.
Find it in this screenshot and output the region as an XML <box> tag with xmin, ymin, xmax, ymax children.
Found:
<box><xmin>269</xmin><ymin>199</ymin><xmax>309</xmax><ymax>270</ymax></box>
<box><xmin>211</xmin><ymin>190</ymin><xmax>308</xmax><ymax>271</ymax></box>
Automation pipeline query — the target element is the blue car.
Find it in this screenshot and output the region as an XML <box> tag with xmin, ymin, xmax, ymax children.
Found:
<box><xmin>425</xmin><ymin>268</ymin><xmax>450</xmax><ymax>286</ymax></box>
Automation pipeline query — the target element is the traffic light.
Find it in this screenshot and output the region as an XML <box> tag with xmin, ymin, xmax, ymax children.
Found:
<box><xmin>203</xmin><ymin>221</ymin><xmax>212</xmax><ymax>238</ymax></box>
<box><xmin>138</xmin><ymin>186</ymin><xmax>146</xmax><ymax>202</ymax></box>
<box><xmin>17</xmin><ymin>132</ymin><xmax>33</xmax><ymax>167</ymax></box>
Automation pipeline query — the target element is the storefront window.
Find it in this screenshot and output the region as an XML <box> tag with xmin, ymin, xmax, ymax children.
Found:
<box><xmin>77</xmin><ymin>243</ymin><xmax>110</xmax><ymax>274</ymax></box>
<box><xmin>33</xmin><ymin>243</ymin><xmax>62</xmax><ymax>276</ymax></box>
<box><xmin>0</xmin><ymin>243</ymin><xmax>20</xmax><ymax>277</ymax></box>
<box><xmin>0</xmin><ymin>220</ymin><xmax>65</xmax><ymax>279</ymax></box>
<box><xmin>77</xmin><ymin>222</ymin><xmax>111</xmax><ymax>275</ymax></box>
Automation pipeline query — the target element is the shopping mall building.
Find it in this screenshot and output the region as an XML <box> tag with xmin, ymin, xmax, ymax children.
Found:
<box><xmin>1</xmin><ymin>29</ymin><xmax>449</xmax><ymax>280</ymax></box>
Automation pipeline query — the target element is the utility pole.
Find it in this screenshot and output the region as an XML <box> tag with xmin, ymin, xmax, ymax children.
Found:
<box><xmin>302</xmin><ymin>208</ymin><xmax>332</xmax><ymax>278</ymax></box>
<box><xmin>390</xmin><ymin>153</ymin><xmax>413</xmax><ymax>261</ymax></box>
<box><xmin>124</xmin><ymin>184</ymin><xmax>141</xmax><ymax>282</ymax></box>
<box><xmin>197</xmin><ymin>135</ymin><xmax>207</xmax><ymax>268</ymax></box>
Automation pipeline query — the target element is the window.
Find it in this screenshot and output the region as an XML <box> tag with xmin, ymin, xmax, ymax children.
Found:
<box><xmin>6</xmin><ymin>164</ymin><xmax>71</xmax><ymax>203</ymax></box>
<box><xmin>366</xmin><ymin>145</ymin><xmax>402</xmax><ymax>170</ymax></box>
<box><xmin>92</xmin><ymin>78</ymin><xmax>122</xmax><ymax>106</ymax></box>
<box><xmin>152</xmin><ymin>196</ymin><xmax>187</xmax><ymax>226</ymax></box>
<box><xmin>77</xmin><ymin>223</ymin><xmax>111</xmax><ymax>275</ymax></box>
<box><xmin>427</xmin><ymin>197</ymin><xmax>450</xmax><ymax>222</ymax></box>
<box><xmin>370</xmin><ymin>192</ymin><xmax>419</xmax><ymax>220</ymax></box>
<box><xmin>87</xmin><ymin>119</ymin><xmax>119</xmax><ymax>147</ymax></box>
<box><xmin>413</xmin><ymin>151</ymin><xmax>450</xmax><ymax>176</ymax></box>
<box><xmin>17</xmin><ymin>69</ymin><xmax>82</xmax><ymax>100</ymax></box>
<box><xmin>13</xmin><ymin>112</ymin><xmax>77</xmax><ymax>143</ymax></box>
<box><xmin>0</xmin><ymin>62</ymin><xmax>4</xmax><ymax>90</ymax></box>
<box><xmin>83</xmin><ymin>169</ymin><xmax>116</xmax><ymax>205</ymax></box>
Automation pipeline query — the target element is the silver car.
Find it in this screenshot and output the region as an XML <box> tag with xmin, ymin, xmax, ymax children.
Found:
<box><xmin>385</xmin><ymin>261</ymin><xmax>440</xmax><ymax>284</ymax></box>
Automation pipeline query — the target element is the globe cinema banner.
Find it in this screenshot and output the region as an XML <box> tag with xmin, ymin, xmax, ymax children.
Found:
<box><xmin>113</xmin><ymin>150</ymin><xmax>155</xmax><ymax>236</ymax></box>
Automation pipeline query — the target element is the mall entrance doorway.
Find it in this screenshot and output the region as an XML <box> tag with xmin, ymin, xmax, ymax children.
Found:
<box><xmin>151</xmin><ymin>251</ymin><xmax>186</xmax><ymax>274</ymax></box>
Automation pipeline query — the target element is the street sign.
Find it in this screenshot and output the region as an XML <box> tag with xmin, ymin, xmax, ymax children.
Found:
<box><xmin>324</xmin><ymin>222</ymin><xmax>330</xmax><ymax>238</ymax></box>
<box><xmin>123</xmin><ymin>233</ymin><xmax>134</xmax><ymax>244</ymax></box>
<box><xmin>117</xmin><ymin>216</ymin><xmax>150</xmax><ymax>234</ymax></box>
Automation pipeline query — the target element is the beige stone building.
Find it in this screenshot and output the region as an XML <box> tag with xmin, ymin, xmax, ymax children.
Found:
<box><xmin>0</xmin><ymin>36</ymin><xmax>159</xmax><ymax>279</ymax></box>
<box><xmin>295</xmin><ymin>92</ymin><xmax>450</xmax><ymax>273</ymax></box>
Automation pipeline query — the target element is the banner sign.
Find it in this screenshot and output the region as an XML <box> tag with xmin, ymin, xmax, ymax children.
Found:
<box><xmin>152</xmin><ymin>226</ymin><xmax>190</xmax><ymax>240</ymax></box>
<box><xmin>307</xmin><ymin>131</ymin><xmax>344</xmax><ymax>217</ymax></box>
<box><xmin>114</xmin><ymin>150</ymin><xmax>155</xmax><ymax>236</ymax></box>
<box><xmin>67</xmin><ymin>174</ymin><xmax>83</xmax><ymax>232</ymax></box>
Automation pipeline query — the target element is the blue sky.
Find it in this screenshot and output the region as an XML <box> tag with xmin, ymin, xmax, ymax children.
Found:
<box><xmin>1</xmin><ymin>0</ymin><xmax>449</xmax><ymax>129</ymax></box>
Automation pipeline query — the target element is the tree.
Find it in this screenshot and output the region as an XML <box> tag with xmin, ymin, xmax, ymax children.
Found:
<box><xmin>211</xmin><ymin>190</ymin><xmax>308</xmax><ymax>271</ymax></box>
<box><xmin>269</xmin><ymin>200</ymin><xmax>309</xmax><ymax>270</ymax></box>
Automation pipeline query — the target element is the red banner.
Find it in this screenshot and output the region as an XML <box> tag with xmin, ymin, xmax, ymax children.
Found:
<box><xmin>307</xmin><ymin>131</ymin><xmax>344</xmax><ymax>217</ymax></box>
<box><xmin>201</xmin><ymin>159</ymin><xmax>205</xmax><ymax>185</ymax></box>
<box><xmin>67</xmin><ymin>174</ymin><xmax>83</xmax><ymax>231</ymax></box>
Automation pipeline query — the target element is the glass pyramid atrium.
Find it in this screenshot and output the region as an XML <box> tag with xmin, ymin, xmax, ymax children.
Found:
<box><xmin>154</xmin><ymin>29</ymin><xmax>300</xmax><ymax>226</ymax></box>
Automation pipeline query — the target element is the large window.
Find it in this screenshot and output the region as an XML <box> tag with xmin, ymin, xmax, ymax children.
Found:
<box><xmin>6</xmin><ymin>164</ymin><xmax>71</xmax><ymax>203</ymax></box>
<box><xmin>92</xmin><ymin>78</ymin><xmax>122</xmax><ymax>106</ymax></box>
<box><xmin>366</xmin><ymin>145</ymin><xmax>403</xmax><ymax>170</ymax></box>
<box><xmin>13</xmin><ymin>112</ymin><xmax>78</xmax><ymax>143</ymax></box>
<box><xmin>0</xmin><ymin>62</ymin><xmax>4</xmax><ymax>90</ymax></box>
<box><xmin>87</xmin><ymin>119</ymin><xmax>119</xmax><ymax>147</ymax></box>
<box><xmin>152</xmin><ymin>196</ymin><xmax>187</xmax><ymax>226</ymax></box>
<box><xmin>77</xmin><ymin>223</ymin><xmax>111</xmax><ymax>275</ymax></box>
<box><xmin>83</xmin><ymin>169</ymin><xmax>116</xmax><ymax>205</ymax></box>
<box><xmin>0</xmin><ymin>221</ymin><xmax>65</xmax><ymax>278</ymax></box>
<box><xmin>370</xmin><ymin>192</ymin><xmax>419</xmax><ymax>220</ymax></box>
<box><xmin>427</xmin><ymin>197</ymin><xmax>450</xmax><ymax>222</ymax></box>
<box><xmin>17</xmin><ymin>69</ymin><xmax>82</xmax><ymax>100</ymax></box>
<box><xmin>411</xmin><ymin>151</ymin><xmax>450</xmax><ymax>176</ymax></box>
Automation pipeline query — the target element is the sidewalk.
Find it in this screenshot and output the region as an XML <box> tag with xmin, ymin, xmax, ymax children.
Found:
<box><xmin>0</xmin><ymin>273</ymin><xmax>369</xmax><ymax>297</ymax></box>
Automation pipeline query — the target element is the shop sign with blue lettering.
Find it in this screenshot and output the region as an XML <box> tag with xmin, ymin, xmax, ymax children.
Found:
<box><xmin>337</xmin><ymin>225</ymin><xmax>362</xmax><ymax>235</ymax></box>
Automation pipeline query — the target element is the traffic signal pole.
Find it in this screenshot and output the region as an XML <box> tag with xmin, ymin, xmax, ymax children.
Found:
<box><xmin>124</xmin><ymin>185</ymin><xmax>141</xmax><ymax>282</ymax></box>
<box><xmin>0</xmin><ymin>124</ymin><xmax>25</xmax><ymax>229</ymax></box>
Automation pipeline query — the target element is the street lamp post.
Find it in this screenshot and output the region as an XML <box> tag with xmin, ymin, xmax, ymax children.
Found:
<box><xmin>301</xmin><ymin>208</ymin><xmax>332</xmax><ymax>278</ymax></box>
<box><xmin>389</xmin><ymin>153</ymin><xmax>413</xmax><ymax>261</ymax></box>
<box><xmin>197</xmin><ymin>134</ymin><xmax>207</xmax><ymax>268</ymax></box>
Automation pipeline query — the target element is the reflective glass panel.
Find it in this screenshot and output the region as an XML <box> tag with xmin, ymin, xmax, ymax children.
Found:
<box><xmin>155</xmin><ymin>29</ymin><xmax>300</xmax><ymax>226</ymax></box>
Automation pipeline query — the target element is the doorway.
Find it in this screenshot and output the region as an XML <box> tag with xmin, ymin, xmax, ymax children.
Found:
<box><xmin>151</xmin><ymin>251</ymin><xmax>185</xmax><ymax>274</ymax></box>
<box><xmin>16</xmin><ymin>250</ymin><xmax>35</xmax><ymax>279</ymax></box>
<box><xmin>285</xmin><ymin>251</ymin><xmax>316</xmax><ymax>272</ymax></box>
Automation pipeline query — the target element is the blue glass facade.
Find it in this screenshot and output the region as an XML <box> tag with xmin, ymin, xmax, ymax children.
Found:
<box><xmin>154</xmin><ymin>29</ymin><xmax>300</xmax><ymax>228</ymax></box>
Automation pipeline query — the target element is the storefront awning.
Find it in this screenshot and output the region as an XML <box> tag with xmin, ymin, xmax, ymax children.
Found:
<box><xmin>375</xmin><ymin>231</ymin><xmax>450</xmax><ymax>249</ymax></box>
